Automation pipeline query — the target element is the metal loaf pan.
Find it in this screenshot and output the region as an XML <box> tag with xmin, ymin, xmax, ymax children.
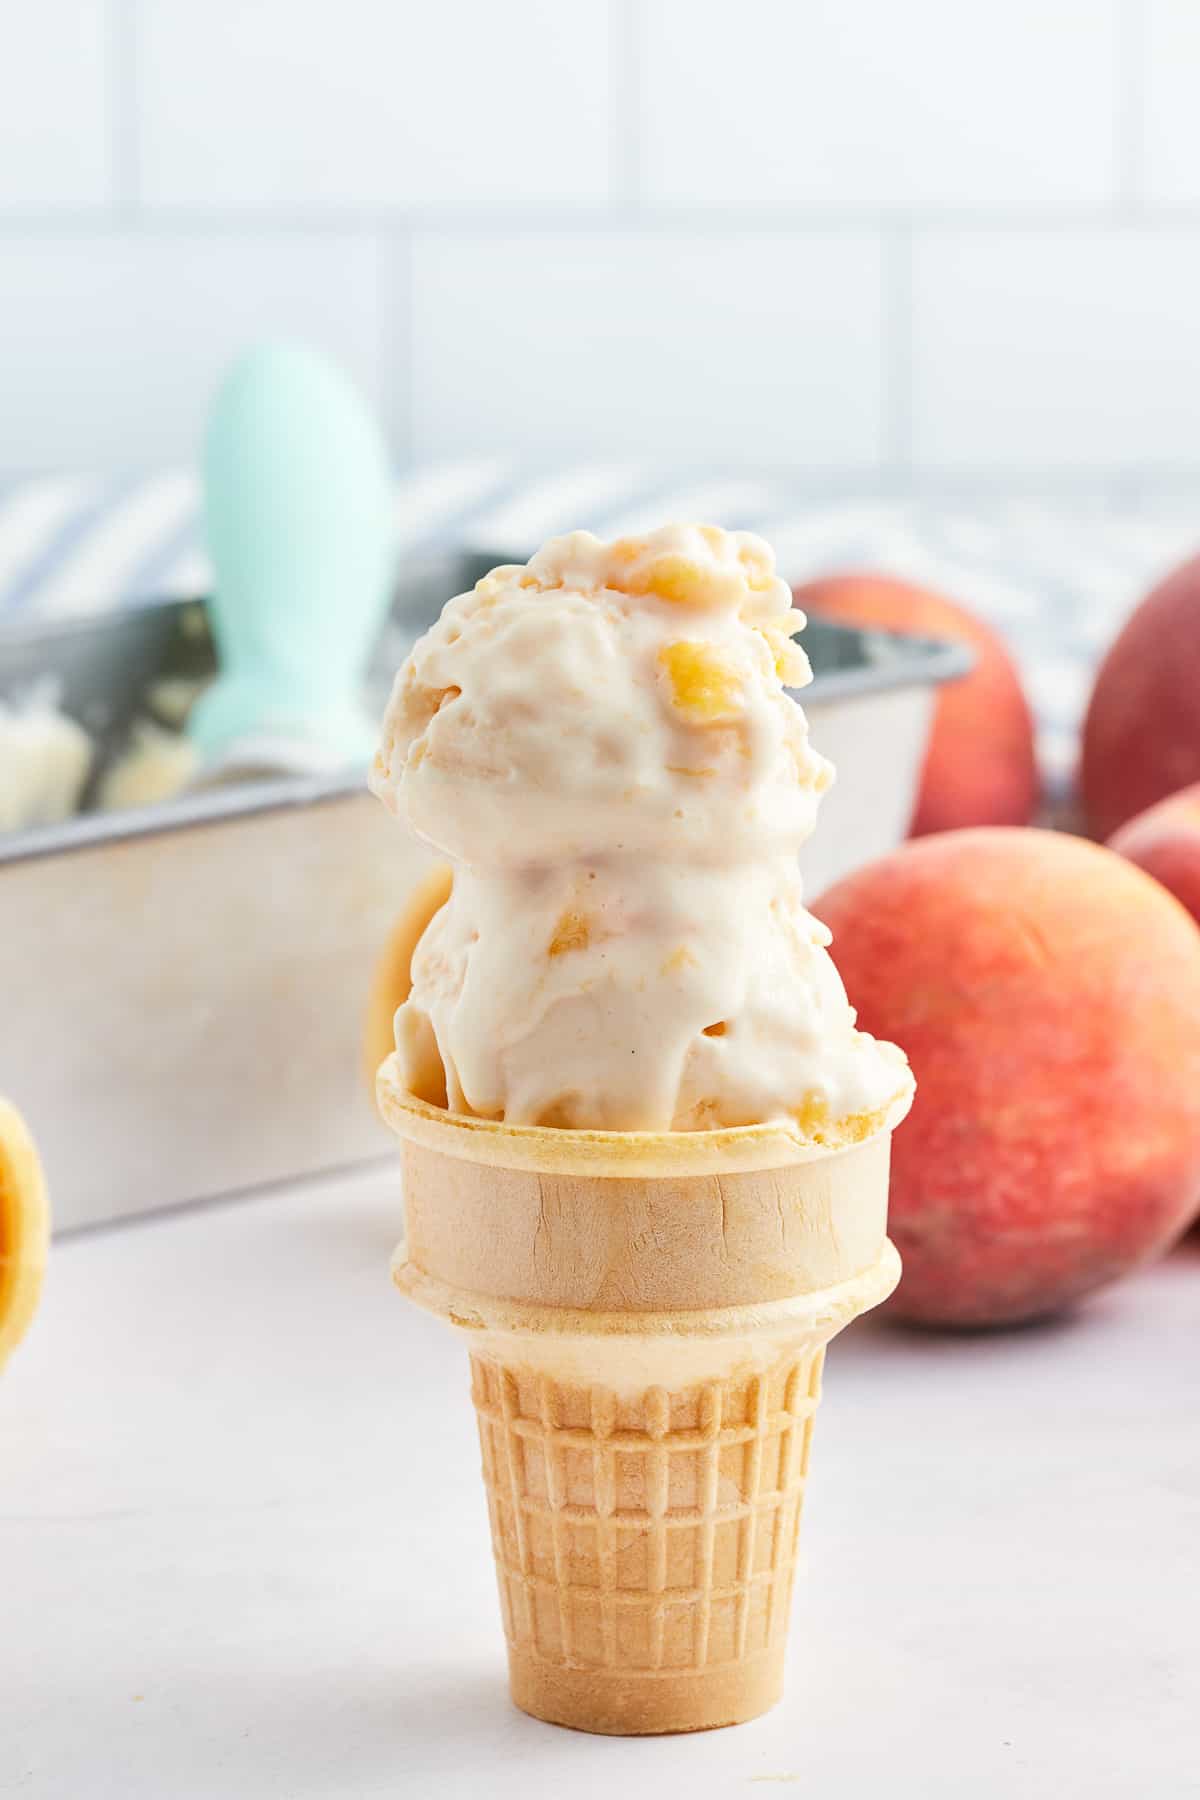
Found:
<box><xmin>0</xmin><ymin>553</ymin><xmax>968</xmax><ymax>1231</ymax></box>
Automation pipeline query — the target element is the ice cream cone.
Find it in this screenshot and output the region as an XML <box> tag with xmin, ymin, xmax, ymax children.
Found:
<box><xmin>379</xmin><ymin>1058</ymin><xmax>907</xmax><ymax>1735</ymax></box>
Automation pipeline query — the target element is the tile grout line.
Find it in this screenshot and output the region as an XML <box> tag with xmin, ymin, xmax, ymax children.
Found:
<box><xmin>1115</xmin><ymin>0</ymin><xmax>1145</xmax><ymax>221</ymax></box>
<box><xmin>609</xmin><ymin>0</ymin><xmax>642</xmax><ymax>217</ymax></box>
<box><xmin>881</xmin><ymin>224</ymin><xmax>913</xmax><ymax>484</ymax></box>
<box><xmin>379</xmin><ymin>230</ymin><xmax>415</xmax><ymax>468</ymax></box>
<box><xmin>6</xmin><ymin>457</ymin><xmax>1200</xmax><ymax>502</ymax></box>
<box><xmin>107</xmin><ymin>0</ymin><xmax>140</xmax><ymax>221</ymax></box>
<box><xmin>9</xmin><ymin>211</ymin><xmax>1200</xmax><ymax>241</ymax></box>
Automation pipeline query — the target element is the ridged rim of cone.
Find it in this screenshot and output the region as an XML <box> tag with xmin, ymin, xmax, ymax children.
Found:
<box><xmin>0</xmin><ymin>1098</ymin><xmax>49</xmax><ymax>1369</ymax></box>
<box><xmin>394</xmin><ymin>1238</ymin><xmax>901</xmax><ymax>1340</ymax></box>
<box><xmin>376</xmin><ymin>1053</ymin><xmax>913</xmax><ymax>1177</ymax></box>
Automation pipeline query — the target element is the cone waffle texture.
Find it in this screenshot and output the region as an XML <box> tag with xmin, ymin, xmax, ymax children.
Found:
<box><xmin>472</xmin><ymin>1345</ymin><xmax>824</xmax><ymax>1733</ymax></box>
<box><xmin>379</xmin><ymin>1056</ymin><xmax>905</xmax><ymax>1734</ymax></box>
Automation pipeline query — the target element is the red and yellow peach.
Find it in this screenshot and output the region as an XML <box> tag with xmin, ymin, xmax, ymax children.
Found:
<box><xmin>1108</xmin><ymin>783</ymin><xmax>1200</xmax><ymax>927</ymax></box>
<box><xmin>1082</xmin><ymin>554</ymin><xmax>1200</xmax><ymax>839</ymax></box>
<box><xmin>796</xmin><ymin>573</ymin><xmax>1038</xmax><ymax>836</ymax></box>
<box><xmin>815</xmin><ymin>828</ymin><xmax>1200</xmax><ymax>1327</ymax></box>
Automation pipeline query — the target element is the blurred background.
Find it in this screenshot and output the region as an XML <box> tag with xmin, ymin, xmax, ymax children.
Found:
<box><xmin>2</xmin><ymin>0</ymin><xmax>1199</xmax><ymax>491</ymax></box>
<box><xmin>6</xmin><ymin>0</ymin><xmax>1200</xmax><ymax>1251</ymax></box>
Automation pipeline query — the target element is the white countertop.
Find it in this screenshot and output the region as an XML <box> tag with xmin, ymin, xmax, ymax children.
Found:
<box><xmin>3</xmin><ymin>1166</ymin><xmax>1196</xmax><ymax>1799</ymax></box>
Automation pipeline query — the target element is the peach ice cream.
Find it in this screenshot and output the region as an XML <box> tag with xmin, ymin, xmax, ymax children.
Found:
<box><xmin>371</xmin><ymin>525</ymin><xmax>911</xmax><ymax>1135</ymax></box>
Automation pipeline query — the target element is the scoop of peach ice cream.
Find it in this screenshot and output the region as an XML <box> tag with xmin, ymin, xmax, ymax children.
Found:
<box><xmin>371</xmin><ymin>525</ymin><xmax>911</xmax><ymax>1134</ymax></box>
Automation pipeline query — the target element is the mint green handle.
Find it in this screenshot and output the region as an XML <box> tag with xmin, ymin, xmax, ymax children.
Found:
<box><xmin>189</xmin><ymin>342</ymin><xmax>394</xmax><ymax>771</ymax></box>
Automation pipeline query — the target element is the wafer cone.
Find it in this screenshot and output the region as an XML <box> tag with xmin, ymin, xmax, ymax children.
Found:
<box><xmin>379</xmin><ymin>1058</ymin><xmax>907</xmax><ymax>1735</ymax></box>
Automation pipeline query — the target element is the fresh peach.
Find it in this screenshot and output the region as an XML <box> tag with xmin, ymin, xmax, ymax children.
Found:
<box><xmin>814</xmin><ymin>828</ymin><xmax>1200</xmax><ymax>1327</ymax></box>
<box><xmin>795</xmin><ymin>573</ymin><xmax>1037</xmax><ymax>835</ymax></box>
<box><xmin>1081</xmin><ymin>553</ymin><xmax>1200</xmax><ymax>839</ymax></box>
<box><xmin>1108</xmin><ymin>784</ymin><xmax>1200</xmax><ymax>925</ymax></box>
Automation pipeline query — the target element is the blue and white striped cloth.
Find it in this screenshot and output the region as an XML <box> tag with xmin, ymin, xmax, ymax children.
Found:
<box><xmin>1</xmin><ymin>465</ymin><xmax>1197</xmax><ymax>792</ymax></box>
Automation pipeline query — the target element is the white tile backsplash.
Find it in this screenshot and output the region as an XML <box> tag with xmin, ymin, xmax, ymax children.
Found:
<box><xmin>410</xmin><ymin>231</ymin><xmax>884</xmax><ymax>466</ymax></box>
<box><xmin>135</xmin><ymin>0</ymin><xmax>612</xmax><ymax>213</ymax></box>
<box><xmin>911</xmin><ymin>231</ymin><xmax>1200</xmax><ymax>476</ymax></box>
<box><xmin>0</xmin><ymin>0</ymin><xmax>112</xmax><ymax>212</ymax></box>
<box><xmin>641</xmin><ymin>0</ymin><xmax>1120</xmax><ymax>215</ymax></box>
<box><xmin>1</xmin><ymin>1</ymin><xmax>1200</xmax><ymax>484</ymax></box>
<box><xmin>1142</xmin><ymin>0</ymin><xmax>1200</xmax><ymax>209</ymax></box>
<box><xmin>0</xmin><ymin>235</ymin><xmax>383</xmax><ymax>470</ymax></box>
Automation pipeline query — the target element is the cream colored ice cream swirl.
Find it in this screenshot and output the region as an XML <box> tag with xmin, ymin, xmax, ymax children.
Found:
<box><xmin>371</xmin><ymin>524</ymin><xmax>911</xmax><ymax>1134</ymax></box>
